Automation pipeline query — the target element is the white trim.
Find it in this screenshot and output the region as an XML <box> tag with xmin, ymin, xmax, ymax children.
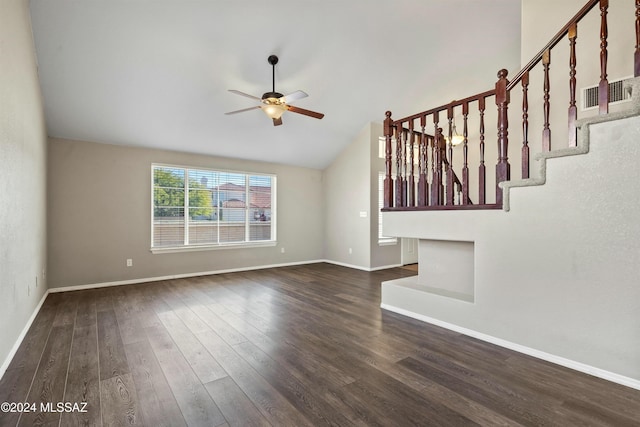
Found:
<box><xmin>150</xmin><ymin>240</ymin><xmax>277</xmax><ymax>254</ymax></box>
<box><xmin>48</xmin><ymin>259</ymin><xmax>327</xmax><ymax>293</ymax></box>
<box><xmin>369</xmin><ymin>263</ymin><xmax>403</xmax><ymax>271</ymax></box>
<box><xmin>322</xmin><ymin>260</ymin><xmax>372</xmax><ymax>271</ymax></box>
<box><xmin>48</xmin><ymin>260</ymin><xmax>402</xmax><ymax>293</ymax></box>
<box><xmin>380</xmin><ymin>303</ymin><xmax>640</xmax><ymax>391</ymax></box>
<box><xmin>322</xmin><ymin>260</ymin><xmax>402</xmax><ymax>272</ymax></box>
<box><xmin>0</xmin><ymin>291</ymin><xmax>50</xmax><ymax>380</ymax></box>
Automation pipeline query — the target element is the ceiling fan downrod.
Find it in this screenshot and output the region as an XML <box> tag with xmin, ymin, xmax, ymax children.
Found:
<box><xmin>265</xmin><ymin>55</ymin><xmax>282</xmax><ymax>99</ymax></box>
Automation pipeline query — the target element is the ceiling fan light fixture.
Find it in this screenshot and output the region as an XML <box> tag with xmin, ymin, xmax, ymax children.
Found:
<box><xmin>262</xmin><ymin>103</ymin><xmax>286</xmax><ymax>119</ymax></box>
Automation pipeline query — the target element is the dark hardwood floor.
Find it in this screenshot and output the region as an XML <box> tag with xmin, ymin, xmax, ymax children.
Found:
<box><xmin>1</xmin><ymin>263</ymin><xmax>638</xmax><ymax>426</ymax></box>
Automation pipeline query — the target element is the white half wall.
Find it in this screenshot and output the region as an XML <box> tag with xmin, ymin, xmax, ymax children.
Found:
<box><xmin>382</xmin><ymin>115</ymin><xmax>640</xmax><ymax>384</ymax></box>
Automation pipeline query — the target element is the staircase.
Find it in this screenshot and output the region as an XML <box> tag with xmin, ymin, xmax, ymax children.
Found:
<box><xmin>380</xmin><ymin>0</ymin><xmax>640</xmax><ymax>391</ymax></box>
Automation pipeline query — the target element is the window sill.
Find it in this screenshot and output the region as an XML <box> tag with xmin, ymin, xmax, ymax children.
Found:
<box><xmin>378</xmin><ymin>239</ymin><xmax>398</xmax><ymax>246</ymax></box>
<box><xmin>151</xmin><ymin>241</ymin><xmax>277</xmax><ymax>254</ymax></box>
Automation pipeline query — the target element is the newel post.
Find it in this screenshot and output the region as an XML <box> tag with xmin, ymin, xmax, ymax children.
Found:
<box><xmin>495</xmin><ymin>69</ymin><xmax>510</xmax><ymax>206</ymax></box>
<box><xmin>383</xmin><ymin>111</ymin><xmax>394</xmax><ymax>208</ymax></box>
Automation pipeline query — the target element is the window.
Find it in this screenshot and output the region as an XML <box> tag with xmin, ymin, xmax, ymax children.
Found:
<box><xmin>378</xmin><ymin>172</ymin><xmax>397</xmax><ymax>245</ymax></box>
<box><xmin>152</xmin><ymin>164</ymin><xmax>275</xmax><ymax>251</ymax></box>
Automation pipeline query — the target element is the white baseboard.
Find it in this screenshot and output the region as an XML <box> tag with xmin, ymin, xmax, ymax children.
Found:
<box><xmin>49</xmin><ymin>259</ymin><xmax>327</xmax><ymax>293</ymax></box>
<box><xmin>370</xmin><ymin>263</ymin><xmax>404</xmax><ymax>271</ymax></box>
<box><xmin>47</xmin><ymin>259</ymin><xmax>405</xmax><ymax>294</ymax></box>
<box><xmin>380</xmin><ymin>303</ymin><xmax>640</xmax><ymax>391</ymax></box>
<box><xmin>0</xmin><ymin>290</ymin><xmax>50</xmax><ymax>380</ymax></box>
<box><xmin>322</xmin><ymin>259</ymin><xmax>402</xmax><ymax>272</ymax></box>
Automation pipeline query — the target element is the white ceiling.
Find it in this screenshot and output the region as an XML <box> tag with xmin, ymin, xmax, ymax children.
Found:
<box><xmin>29</xmin><ymin>0</ymin><xmax>521</xmax><ymax>170</ymax></box>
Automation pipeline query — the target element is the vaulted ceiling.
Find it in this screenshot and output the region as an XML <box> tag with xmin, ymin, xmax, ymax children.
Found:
<box><xmin>29</xmin><ymin>0</ymin><xmax>521</xmax><ymax>169</ymax></box>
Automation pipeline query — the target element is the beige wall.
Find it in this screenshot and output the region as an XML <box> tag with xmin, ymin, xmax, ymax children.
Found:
<box><xmin>47</xmin><ymin>139</ymin><xmax>324</xmax><ymax>288</ymax></box>
<box><xmin>323</xmin><ymin>124</ymin><xmax>372</xmax><ymax>268</ymax></box>
<box><xmin>0</xmin><ymin>0</ymin><xmax>48</xmax><ymax>372</ymax></box>
<box><xmin>323</xmin><ymin>122</ymin><xmax>401</xmax><ymax>270</ymax></box>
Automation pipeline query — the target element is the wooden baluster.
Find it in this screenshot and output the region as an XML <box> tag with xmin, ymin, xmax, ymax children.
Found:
<box><xmin>431</xmin><ymin>113</ymin><xmax>441</xmax><ymax>206</ymax></box>
<box><xmin>542</xmin><ymin>50</ymin><xmax>552</xmax><ymax>152</ymax></box>
<box><xmin>599</xmin><ymin>0</ymin><xmax>609</xmax><ymax>114</ymax></box>
<box><xmin>568</xmin><ymin>23</ymin><xmax>578</xmax><ymax>147</ymax></box>
<box><xmin>417</xmin><ymin>115</ymin><xmax>428</xmax><ymax>206</ymax></box>
<box><xmin>408</xmin><ymin>122</ymin><xmax>415</xmax><ymax>207</ymax></box>
<box><xmin>430</xmin><ymin>129</ymin><xmax>436</xmax><ymax>207</ymax></box>
<box><xmin>495</xmin><ymin>69</ymin><xmax>510</xmax><ymax>206</ymax></box>
<box><xmin>462</xmin><ymin>101</ymin><xmax>469</xmax><ymax>205</ymax></box>
<box><xmin>446</xmin><ymin>105</ymin><xmax>454</xmax><ymax>205</ymax></box>
<box><xmin>522</xmin><ymin>71</ymin><xmax>530</xmax><ymax>179</ymax></box>
<box><xmin>478</xmin><ymin>97</ymin><xmax>486</xmax><ymax>205</ymax></box>
<box><xmin>438</xmin><ymin>128</ymin><xmax>446</xmax><ymax>204</ymax></box>
<box><xmin>424</xmin><ymin>135</ymin><xmax>434</xmax><ymax>206</ymax></box>
<box><xmin>636</xmin><ymin>0</ymin><xmax>640</xmax><ymax>77</ymax></box>
<box><xmin>395</xmin><ymin>121</ymin><xmax>404</xmax><ymax>208</ymax></box>
<box><xmin>383</xmin><ymin>111</ymin><xmax>394</xmax><ymax>208</ymax></box>
<box><xmin>402</xmin><ymin>129</ymin><xmax>409</xmax><ymax>206</ymax></box>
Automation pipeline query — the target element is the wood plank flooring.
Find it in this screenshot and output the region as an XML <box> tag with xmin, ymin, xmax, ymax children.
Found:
<box><xmin>1</xmin><ymin>263</ymin><xmax>639</xmax><ymax>426</ymax></box>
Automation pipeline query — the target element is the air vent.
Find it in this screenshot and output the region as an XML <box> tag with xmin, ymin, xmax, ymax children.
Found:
<box><xmin>582</xmin><ymin>77</ymin><xmax>632</xmax><ymax>110</ymax></box>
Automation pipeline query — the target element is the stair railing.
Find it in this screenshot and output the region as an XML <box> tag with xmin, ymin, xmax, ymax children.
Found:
<box><xmin>383</xmin><ymin>0</ymin><xmax>639</xmax><ymax>211</ymax></box>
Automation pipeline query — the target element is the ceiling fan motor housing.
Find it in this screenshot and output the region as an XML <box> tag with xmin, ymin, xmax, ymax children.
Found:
<box><xmin>262</xmin><ymin>91</ymin><xmax>284</xmax><ymax>102</ymax></box>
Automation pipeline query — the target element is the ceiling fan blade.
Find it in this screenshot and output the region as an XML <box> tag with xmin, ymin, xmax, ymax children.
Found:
<box><xmin>228</xmin><ymin>89</ymin><xmax>262</xmax><ymax>101</ymax></box>
<box><xmin>273</xmin><ymin>117</ymin><xmax>283</xmax><ymax>126</ymax></box>
<box><xmin>286</xmin><ymin>105</ymin><xmax>324</xmax><ymax>119</ymax></box>
<box><xmin>279</xmin><ymin>90</ymin><xmax>308</xmax><ymax>104</ymax></box>
<box><xmin>224</xmin><ymin>106</ymin><xmax>261</xmax><ymax>115</ymax></box>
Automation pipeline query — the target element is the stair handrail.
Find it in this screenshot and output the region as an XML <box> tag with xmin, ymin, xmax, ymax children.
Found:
<box><xmin>391</xmin><ymin>90</ymin><xmax>496</xmax><ymax>124</ymax></box>
<box><xmin>507</xmin><ymin>0</ymin><xmax>601</xmax><ymax>91</ymax></box>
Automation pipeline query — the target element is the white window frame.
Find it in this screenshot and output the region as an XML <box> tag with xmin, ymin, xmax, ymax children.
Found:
<box><xmin>151</xmin><ymin>163</ymin><xmax>277</xmax><ymax>253</ymax></box>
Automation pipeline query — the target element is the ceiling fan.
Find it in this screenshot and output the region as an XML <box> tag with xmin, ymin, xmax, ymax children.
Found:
<box><xmin>225</xmin><ymin>55</ymin><xmax>325</xmax><ymax>126</ymax></box>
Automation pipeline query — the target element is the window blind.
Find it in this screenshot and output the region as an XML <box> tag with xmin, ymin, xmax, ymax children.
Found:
<box><xmin>152</xmin><ymin>165</ymin><xmax>275</xmax><ymax>249</ymax></box>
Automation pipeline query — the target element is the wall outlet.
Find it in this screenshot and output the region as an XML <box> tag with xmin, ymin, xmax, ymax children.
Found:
<box><xmin>126</xmin><ymin>258</ymin><xmax>133</xmax><ymax>267</ymax></box>
<box><xmin>348</xmin><ymin>248</ymin><xmax>353</xmax><ymax>255</ymax></box>
<box><xmin>35</xmin><ymin>275</ymin><xmax>38</xmax><ymax>288</ymax></box>
<box><xmin>280</xmin><ymin>247</ymin><xmax>285</xmax><ymax>254</ymax></box>
<box><xmin>359</xmin><ymin>211</ymin><xmax>368</xmax><ymax>218</ymax></box>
